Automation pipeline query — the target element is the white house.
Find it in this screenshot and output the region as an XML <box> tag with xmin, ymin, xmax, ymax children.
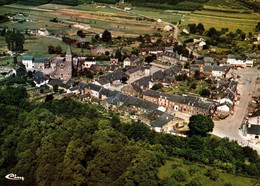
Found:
<box><xmin>37</xmin><ymin>29</ymin><xmax>49</xmax><ymax>36</ymax></box>
<box><xmin>144</xmin><ymin>66</ymin><xmax>151</xmax><ymax>76</ymax></box>
<box><xmin>182</xmin><ymin>28</ymin><xmax>189</xmax><ymax>35</ymax></box>
<box><xmin>94</xmin><ymin>79</ymin><xmax>111</xmax><ymax>89</ymax></box>
<box><xmin>86</xmin><ymin>83</ymin><xmax>102</xmax><ymax>98</ymax></box>
<box><xmin>22</xmin><ymin>56</ymin><xmax>34</xmax><ymax>69</ymax></box>
<box><xmin>124</xmin><ymin>7</ymin><xmax>131</xmax><ymax>11</ymax></box>
<box><xmin>123</xmin><ymin>57</ymin><xmax>131</xmax><ymax>68</ymax></box>
<box><xmin>219</xmin><ymin>97</ymin><xmax>233</xmax><ymax>106</ymax></box>
<box><xmin>164</xmin><ymin>25</ymin><xmax>173</xmax><ymax>32</ymax></box>
<box><xmin>83</xmin><ymin>57</ymin><xmax>96</xmax><ymax>69</ymax></box>
<box><xmin>245</xmin><ymin>58</ymin><xmax>254</xmax><ymax>67</ymax></box>
<box><xmin>227</xmin><ymin>55</ymin><xmax>245</xmax><ymax>67</ymax></box>
<box><xmin>216</xmin><ymin>104</ymin><xmax>230</xmax><ymax>113</ymax></box>
<box><xmin>212</xmin><ymin>66</ymin><xmax>225</xmax><ymax>78</ymax></box>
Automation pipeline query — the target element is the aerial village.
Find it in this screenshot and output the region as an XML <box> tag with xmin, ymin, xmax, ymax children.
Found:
<box><xmin>4</xmin><ymin>41</ymin><xmax>258</xmax><ymax>143</ymax></box>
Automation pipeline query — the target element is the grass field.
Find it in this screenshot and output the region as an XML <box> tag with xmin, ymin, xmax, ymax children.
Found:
<box><xmin>180</xmin><ymin>0</ymin><xmax>260</xmax><ymax>34</ymax></box>
<box><xmin>162</xmin><ymin>80</ymin><xmax>211</xmax><ymax>96</ymax></box>
<box><xmin>158</xmin><ymin>158</ymin><xmax>259</xmax><ymax>185</ymax></box>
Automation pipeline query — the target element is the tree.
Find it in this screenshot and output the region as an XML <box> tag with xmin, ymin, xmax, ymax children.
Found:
<box><xmin>145</xmin><ymin>56</ymin><xmax>154</xmax><ymax>64</ymax></box>
<box><xmin>240</xmin><ymin>32</ymin><xmax>246</xmax><ymax>41</ymax></box>
<box><xmin>77</xmin><ymin>30</ymin><xmax>85</xmax><ymax>38</ymax></box>
<box><xmin>172</xmin><ymin>168</ymin><xmax>188</xmax><ymax>182</ymax></box>
<box><xmin>197</xmin><ymin>23</ymin><xmax>205</xmax><ymax>35</ymax></box>
<box><xmin>27</xmin><ymin>71</ymin><xmax>33</xmax><ymax>79</ymax></box>
<box><xmin>190</xmin><ymin>83</ymin><xmax>197</xmax><ymax>89</ymax></box>
<box><xmin>48</xmin><ymin>45</ymin><xmax>55</xmax><ymax>54</ymax></box>
<box><xmin>53</xmin><ymin>84</ymin><xmax>58</xmax><ymax>92</ymax></box>
<box><xmin>102</xmin><ymin>29</ymin><xmax>112</xmax><ymax>42</ymax></box>
<box><xmin>121</xmin><ymin>76</ymin><xmax>128</xmax><ymax>83</ymax></box>
<box><xmin>205</xmin><ymin>168</ymin><xmax>219</xmax><ymax>181</ymax></box>
<box><xmin>151</xmin><ymin>83</ymin><xmax>163</xmax><ymax>90</ymax></box>
<box><xmin>115</xmin><ymin>49</ymin><xmax>122</xmax><ymax>61</ymax></box>
<box><xmin>45</xmin><ymin>94</ymin><xmax>54</xmax><ymax>102</ymax></box>
<box><xmin>5</xmin><ymin>30</ymin><xmax>25</xmax><ymax>52</ymax></box>
<box><xmin>256</xmin><ymin>22</ymin><xmax>260</xmax><ymax>32</ymax></box>
<box><xmin>199</xmin><ymin>88</ymin><xmax>210</xmax><ymax>97</ymax></box>
<box><xmin>207</xmin><ymin>27</ymin><xmax>219</xmax><ymax>38</ymax></box>
<box><xmin>188</xmin><ymin>24</ymin><xmax>197</xmax><ymax>34</ymax></box>
<box><xmin>188</xmin><ymin>114</ymin><xmax>214</xmax><ymax>137</ymax></box>
<box><xmin>194</xmin><ymin>70</ymin><xmax>200</xmax><ymax>80</ymax></box>
<box><xmin>55</xmin><ymin>45</ymin><xmax>62</xmax><ymax>54</ymax></box>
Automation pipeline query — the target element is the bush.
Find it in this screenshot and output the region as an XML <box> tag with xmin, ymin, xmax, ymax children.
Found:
<box><xmin>205</xmin><ymin>169</ymin><xmax>219</xmax><ymax>181</ymax></box>
<box><xmin>172</xmin><ymin>168</ymin><xmax>188</xmax><ymax>182</ymax></box>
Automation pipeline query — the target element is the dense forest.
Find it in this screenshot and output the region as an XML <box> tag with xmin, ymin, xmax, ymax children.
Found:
<box><xmin>0</xmin><ymin>77</ymin><xmax>260</xmax><ymax>185</ymax></box>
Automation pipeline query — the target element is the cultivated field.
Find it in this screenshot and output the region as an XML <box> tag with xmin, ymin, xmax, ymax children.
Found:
<box><xmin>180</xmin><ymin>0</ymin><xmax>260</xmax><ymax>34</ymax></box>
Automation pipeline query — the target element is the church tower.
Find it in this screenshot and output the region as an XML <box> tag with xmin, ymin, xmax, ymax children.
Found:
<box><xmin>66</xmin><ymin>45</ymin><xmax>72</xmax><ymax>62</ymax></box>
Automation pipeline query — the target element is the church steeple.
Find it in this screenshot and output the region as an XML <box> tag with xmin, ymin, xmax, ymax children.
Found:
<box><xmin>66</xmin><ymin>45</ymin><xmax>72</xmax><ymax>62</ymax></box>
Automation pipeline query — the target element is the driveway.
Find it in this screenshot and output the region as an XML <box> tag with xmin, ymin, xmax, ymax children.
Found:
<box><xmin>212</xmin><ymin>67</ymin><xmax>260</xmax><ymax>154</ymax></box>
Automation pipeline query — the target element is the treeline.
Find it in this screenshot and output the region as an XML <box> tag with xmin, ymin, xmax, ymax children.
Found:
<box><xmin>237</xmin><ymin>0</ymin><xmax>260</xmax><ymax>13</ymax></box>
<box><xmin>0</xmin><ymin>0</ymin><xmax>16</xmax><ymax>5</ymax></box>
<box><xmin>127</xmin><ymin>0</ymin><xmax>208</xmax><ymax>10</ymax></box>
<box><xmin>0</xmin><ymin>81</ymin><xmax>259</xmax><ymax>185</ymax></box>
<box><xmin>0</xmin><ymin>0</ymin><xmax>84</xmax><ymax>6</ymax></box>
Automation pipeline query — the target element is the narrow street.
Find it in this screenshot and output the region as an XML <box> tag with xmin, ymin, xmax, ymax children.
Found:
<box><xmin>212</xmin><ymin>67</ymin><xmax>260</xmax><ymax>154</ymax></box>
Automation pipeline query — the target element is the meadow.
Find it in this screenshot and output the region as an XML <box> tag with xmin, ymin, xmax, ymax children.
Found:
<box><xmin>181</xmin><ymin>0</ymin><xmax>260</xmax><ymax>34</ymax></box>
<box><xmin>158</xmin><ymin>158</ymin><xmax>259</xmax><ymax>186</ymax></box>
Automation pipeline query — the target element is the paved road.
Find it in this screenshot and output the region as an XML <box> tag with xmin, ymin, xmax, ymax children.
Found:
<box><xmin>212</xmin><ymin>67</ymin><xmax>260</xmax><ymax>154</ymax></box>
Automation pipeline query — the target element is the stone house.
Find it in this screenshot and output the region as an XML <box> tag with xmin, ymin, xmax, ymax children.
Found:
<box><xmin>125</xmin><ymin>66</ymin><xmax>143</xmax><ymax>79</ymax></box>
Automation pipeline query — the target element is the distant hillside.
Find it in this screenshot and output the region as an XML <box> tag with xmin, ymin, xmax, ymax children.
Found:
<box><xmin>0</xmin><ymin>0</ymin><xmax>85</xmax><ymax>6</ymax></box>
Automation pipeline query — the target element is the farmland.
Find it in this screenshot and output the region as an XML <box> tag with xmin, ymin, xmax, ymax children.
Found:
<box><xmin>180</xmin><ymin>0</ymin><xmax>260</xmax><ymax>34</ymax></box>
<box><xmin>0</xmin><ymin>0</ymin><xmax>259</xmax><ymax>64</ymax></box>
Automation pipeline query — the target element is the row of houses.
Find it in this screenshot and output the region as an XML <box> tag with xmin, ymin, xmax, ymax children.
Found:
<box><xmin>227</xmin><ymin>55</ymin><xmax>254</xmax><ymax>68</ymax></box>
<box><xmin>45</xmin><ymin>80</ymin><xmax>185</xmax><ymax>134</ymax></box>
<box><xmin>143</xmin><ymin>90</ymin><xmax>216</xmax><ymax>116</ymax></box>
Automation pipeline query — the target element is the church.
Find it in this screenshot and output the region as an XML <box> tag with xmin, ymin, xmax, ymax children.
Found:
<box><xmin>53</xmin><ymin>46</ymin><xmax>73</xmax><ymax>80</ymax></box>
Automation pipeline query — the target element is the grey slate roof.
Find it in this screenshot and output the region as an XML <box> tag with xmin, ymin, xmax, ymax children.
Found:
<box><xmin>86</xmin><ymin>83</ymin><xmax>102</xmax><ymax>92</ymax></box>
<box><xmin>212</xmin><ymin>66</ymin><xmax>225</xmax><ymax>72</ymax></box>
<box><xmin>164</xmin><ymin>68</ymin><xmax>174</xmax><ymax>76</ymax></box>
<box><xmin>143</xmin><ymin>90</ymin><xmax>160</xmax><ymax>98</ymax></box>
<box><xmin>203</xmin><ymin>65</ymin><xmax>212</xmax><ymax>72</ymax></box>
<box><xmin>102</xmin><ymin>70</ymin><xmax>128</xmax><ymax>82</ymax></box>
<box><xmin>203</xmin><ymin>57</ymin><xmax>214</xmax><ymax>63</ymax></box>
<box><xmin>151</xmin><ymin>113</ymin><xmax>175</xmax><ymax>128</ymax></box>
<box><xmin>34</xmin><ymin>58</ymin><xmax>49</xmax><ymax>63</ymax></box>
<box><xmin>133</xmin><ymin>76</ymin><xmax>151</xmax><ymax>87</ymax></box>
<box><xmin>245</xmin><ymin>124</ymin><xmax>260</xmax><ymax>135</ymax></box>
<box><xmin>48</xmin><ymin>79</ymin><xmax>64</xmax><ymax>86</ymax></box>
<box><xmin>153</xmin><ymin>70</ymin><xmax>164</xmax><ymax>80</ymax></box>
<box><xmin>190</xmin><ymin>64</ymin><xmax>200</xmax><ymax>71</ymax></box>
